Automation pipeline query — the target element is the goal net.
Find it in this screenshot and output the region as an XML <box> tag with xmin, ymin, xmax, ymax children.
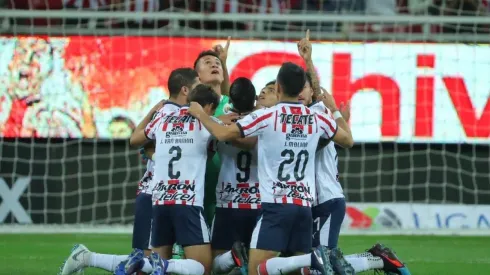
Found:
<box><xmin>0</xmin><ymin>1</ymin><xmax>489</xmax><ymax>234</ymax></box>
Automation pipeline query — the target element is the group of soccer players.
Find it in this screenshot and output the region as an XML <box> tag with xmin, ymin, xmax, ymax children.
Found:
<box><xmin>59</xmin><ymin>31</ymin><xmax>411</xmax><ymax>275</ymax></box>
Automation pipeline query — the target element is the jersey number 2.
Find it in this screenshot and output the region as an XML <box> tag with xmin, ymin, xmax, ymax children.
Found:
<box><xmin>277</xmin><ymin>149</ymin><xmax>309</xmax><ymax>181</ymax></box>
<box><xmin>236</xmin><ymin>151</ymin><xmax>252</xmax><ymax>182</ymax></box>
<box><xmin>168</xmin><ymin>146</ymin><xmax>182</xmax><ymax>179</ymax></box>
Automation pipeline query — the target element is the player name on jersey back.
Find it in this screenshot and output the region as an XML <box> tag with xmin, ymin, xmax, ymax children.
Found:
<box><xmin>216</xmin><ymin>141</ymin><xmax>260</xmax><ymax>209</ymax></box>
<box><xmin>138</xmin><ymin>102</ymin><xmax>181</xmax><ymax>195</ymax></box>
<box><xmin>145</xmin><ymin>106</ymin><xmax>212</xmax><ymax>207</ymax></box>
<box><xmin>236</xmin><ymin>102</ymin><xmax>338</xmax><ymax>207</ymax></box>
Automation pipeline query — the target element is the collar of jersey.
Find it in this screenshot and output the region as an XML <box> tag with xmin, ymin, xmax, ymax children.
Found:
<box><xmin>166</xmin><ymin>101</ymin><xmax>182</xmax><ymax>108</ymax></box>
<box><xmin>308</xmin><ymin>101</ymin><xmax>319</xmax><ymax>107</ymax></box>
<box><xmin>277</xmin><ymin>101</ymin><xmax>302</xmax><ymax>105</ymax></box>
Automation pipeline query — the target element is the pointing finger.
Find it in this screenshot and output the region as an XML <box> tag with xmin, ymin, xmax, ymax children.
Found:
<box><xmin>306</xmin><ymin>29</ymin><xmax>310</xmax><ymax>41</ymax></box>
<box><xmin>225</xmin><ymin>36</ymin><xmax>231</xmax><ymax>50</ymax></box>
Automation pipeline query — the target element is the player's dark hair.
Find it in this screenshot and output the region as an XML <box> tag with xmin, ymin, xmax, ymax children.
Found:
<box><xmin>305</xmin><ymin>72</ymin><xmax>313</xmax><ymax>87</ymax></box>
<box><xmin>265</xmin><ymin>80</ymin><xmax>276</xmax><ymax>87</ymax></box>
<box><xmin>188</xmin><ymin>84</ymin><xmax>220</xmax><ymax>110</ymax></box>
<box><xmin>168</xmin><ymin>68</ymin><xmax>199</xmax><ymax>97</ymax></box>
<box><xmin>277</xmin><ymin>62</ymin><xmax>306</xmax><ymax>97</ymax></box>
<box><xmin>229</xmin><ymin>77</ymin><xmax>256</xmax><ymax>113</ymax></box>
<box><xmin>193</xmin><ymin>50</ymin><xmax>221</xmax><ymax>69</ymax></box>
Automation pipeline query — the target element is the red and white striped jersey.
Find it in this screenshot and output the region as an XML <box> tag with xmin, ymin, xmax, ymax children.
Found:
<box><xmin>145</xmin><ymin>106</ymin><xmax>213</xmax><ymax>207</ymax></box>
<box><xmin>138</xmin><ymin>102</ymin><xmax>181</xmax><ymax>195</ymax></box>
<box><xmin>215</xmin><ymin>141</ymin><xmax>260</xmax><ymax>209</ymax></box>
<box><xmin>236</xmin><ymin>102</ymin><xmax>338</xmax><ymax>207</ymax></box>
<box><xmin>309</xmin><ymin>101</ymin><xmax>345</xmax><ymax>205</ymax></box>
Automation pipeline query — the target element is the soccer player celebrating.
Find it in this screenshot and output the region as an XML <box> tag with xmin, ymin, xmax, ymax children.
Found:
<box><xmin>211</xmin><ymin>77</ymin><xmax>259</xmax><ymax>275</ymax></box>
<box><xmin>193</xmin><ymin>39</ymin><xmax>233</xmax><ymax>225</ymax></box>
<box><xmin>297</xmin><ymin>33</ymin><xmax>411</xmax><ymax>275</ymax></box>
<box><xmin>130</xmin><ymin>84</ymin><xmax>220</xmax><ymax>275</ymax></box>
<box><xmin>256</xmin><ymin>81</ymin><xmax>278</xmax><ymax>109</ymax></box>
<box><xmin>188</xmin><ymin>62</ymin><xmax>354</xmax><ymax>275</ymax></box>
<box><xmin>58</xmin><ymin>68</ymin><xmax>200</xmax><ymax>275</ymax></box>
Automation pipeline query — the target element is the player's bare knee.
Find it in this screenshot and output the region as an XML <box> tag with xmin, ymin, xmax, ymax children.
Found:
<box><xmin>152</xmin><ymin>245</ymin><xmax>172</xmax><ymax>259</ymax></box>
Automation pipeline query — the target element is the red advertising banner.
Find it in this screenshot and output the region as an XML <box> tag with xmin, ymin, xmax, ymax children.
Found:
<box><xmin>0</xmin><ymin>36</ymin><xmax>488</xmax><ymax>143</ymax></box>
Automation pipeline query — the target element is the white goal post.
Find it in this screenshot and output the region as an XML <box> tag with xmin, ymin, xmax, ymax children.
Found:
<box><xmin>0</xmin><ymin>10</ymin><xmax>489</xmax><ymax>235</ymax></box>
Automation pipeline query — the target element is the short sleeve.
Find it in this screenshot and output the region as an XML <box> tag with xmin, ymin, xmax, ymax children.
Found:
<box><xmin>316</xmin><ymin>112</ymin><xmax>338</xmax><ymax>141</ymax></box>
<box><xmin>236</xmin><ymin>109</ymin><xmax>272</xmax><ymax>138</ymax></box>
<box><xmin>144</xmin><ymin>116</ymin><xmax>162</xmax><ymax>140</ymax></box>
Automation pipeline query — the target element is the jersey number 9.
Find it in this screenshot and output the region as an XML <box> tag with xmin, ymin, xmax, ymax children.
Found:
<box><xmin>236</xmin><ymin>151</ymin><xmax>252</xmax><ymax>182</ymax></box>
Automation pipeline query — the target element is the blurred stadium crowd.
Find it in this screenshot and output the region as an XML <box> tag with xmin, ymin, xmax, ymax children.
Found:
<box><xmin>3</xmin><ymin>0</ymin><xmax>490</xmax><ymax>33</ymax></box>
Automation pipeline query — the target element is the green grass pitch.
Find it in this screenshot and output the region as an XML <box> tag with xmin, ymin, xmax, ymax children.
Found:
<box><xmin>1</xmin><ymin>234</ymin><xmax>489</xmax><ymax>275</ymax></box>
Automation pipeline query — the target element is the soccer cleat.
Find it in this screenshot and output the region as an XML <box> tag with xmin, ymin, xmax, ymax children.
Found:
<box><xmin>311</xmin><ymin>246</ymin><xmax>334</xmax><ymax>275</ymax></box>
<box><xmin>58</xmin><ymin>244</ymin><xmax>91</xmax><ymax>275</ymax></box>
<box><xmin>113</xmin><ymin>261</ymin><xmax>127</xmax><ymax>275</ymax></box>
<box><xmin>231</xmin><ymin>241</ymin><xmax>249</xmax><ymax>275</ymax></box>
<box><xmin>113</xmin><ymin>248</ymin><xmax>144</xmax><ymax>275</ymax></box>
<box><xmin>368</xmin><ymin>243</ymin><xmax>411</xmax><ymax>275</ymax></box>
<box><xmin>150</xmin><ymin>252</ymin><xmax>169</xmax><ymax>275</ymax></box>
<box><xmin>328</xmin><ymin>247</ymin><xmax>356</xmax><ymax>275</ymax></box>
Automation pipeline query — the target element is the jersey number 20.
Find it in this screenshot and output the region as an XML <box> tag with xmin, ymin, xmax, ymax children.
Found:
<box><xmin>277</xmin><ymin>149</ymin><xmax>309</xmax><ymax>181</ymax></box>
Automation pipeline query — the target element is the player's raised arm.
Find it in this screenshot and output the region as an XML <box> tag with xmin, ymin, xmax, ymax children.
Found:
<box><xmin>213</xmin><ymin>36</ymin><xmax>231</xmax><ymax>96</ymax></box>
<box><xmin>298</xmin><ymin>30</ymin><xmax>321</xmax><ymax>100</ymax></box>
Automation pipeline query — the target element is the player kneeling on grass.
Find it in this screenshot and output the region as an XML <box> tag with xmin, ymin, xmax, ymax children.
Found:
<box><xmin>210</xmin><ymin>77</ymin><xmax>261</xmax><ymax>275</ymax></box>
<box><xmin>303</xmin><ymin>86</ymin><xmax>412</xmax><ymax>275</ymax></box>
<box><xmin>188</xmin><ymin>62</ymin><xmax>355</xmax><ymax>275</ymax></box>
<box><xmin>295</xmin><ymin>31</ymin><xmax>412</xmax><ymax>275</ymax></box>
<box><xmin>57</xmin><ymin>68</ymin><xmax>200</xmax><ymax>275</ymax></box>
<box><xmin>131</xmin><ymin>84</ymin><xmax>221</xmax><ymax>275</ymax></box>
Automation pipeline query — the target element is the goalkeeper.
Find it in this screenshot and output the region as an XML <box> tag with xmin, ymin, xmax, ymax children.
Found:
<box><xmin>192</xmin><ymin>37</ymin><xmax>233</xmax><ymax>224</ymax></box>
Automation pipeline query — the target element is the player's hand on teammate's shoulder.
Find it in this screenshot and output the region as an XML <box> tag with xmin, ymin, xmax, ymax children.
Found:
<box><xmin>188</xmin><ymin>101</ymin><xmax>204</xmax><ymax>118</ymax></box>
<box><xmin>213</xmin><ymin>36</ymin><xmax>231</xmax><ymax>63</ymax></box>
<box><xmin>297</xmin><ymin>29</ymin><xmax>312</xmax><ymax>61</ymax></box>
<box><xmin>339</xmin><ymin>100</ymin><xmax>351</xmax><ymax>122</ymax></box>
<box><xmin>217</xmin><ymin>113</ymin><xmax>240</xmax><ymax>125</ymax></box>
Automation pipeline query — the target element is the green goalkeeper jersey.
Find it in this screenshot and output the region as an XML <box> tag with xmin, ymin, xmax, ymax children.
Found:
<box><xmin>203</xmin><ymin>95</ymin><xmax>229</xmax><ymax>224</ymax></box>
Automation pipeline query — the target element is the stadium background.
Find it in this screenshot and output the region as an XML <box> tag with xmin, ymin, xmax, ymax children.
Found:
<box><xmin>0</xmin><ymin>0</ymin><xmax>490</xmax><ymax>274</ymax></box>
